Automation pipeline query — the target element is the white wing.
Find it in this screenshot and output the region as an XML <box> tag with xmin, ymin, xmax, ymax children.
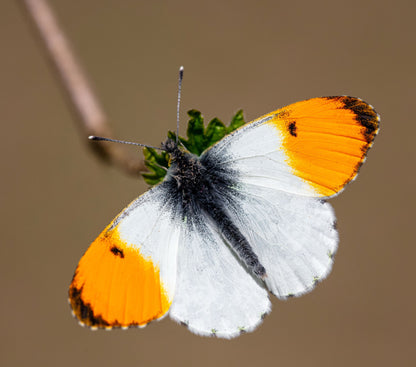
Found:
<box><xmin>223</xmin><ymin>183</ymin><xmax>338</xmax><ymax>298</ymax></box>
<box><xmin>169</xmin><ymin>214</ymin><xmax>271</xmax><ymax>338</ymax></box>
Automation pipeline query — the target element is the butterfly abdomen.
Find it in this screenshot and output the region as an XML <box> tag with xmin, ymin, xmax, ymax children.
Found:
<box><xmin>200</xmin><ymin>197</ymin><xmax>266</xmax><ymax>278</ymax></box>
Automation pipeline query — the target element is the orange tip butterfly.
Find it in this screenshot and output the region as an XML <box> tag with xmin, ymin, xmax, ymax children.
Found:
<box><xmin>69</xmin><ymin>66</ymin><xmax>379</xmax><ymax>338</ymax></box>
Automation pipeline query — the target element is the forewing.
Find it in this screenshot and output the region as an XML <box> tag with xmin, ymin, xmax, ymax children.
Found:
<box><xmin>203</xmin><ymin>96</ymin><xmax>379</xmax><ymax>198</ymax></box>
<box><xmin>69</xmin><ymin>183</ymin><xmax>181</xmax><ymax>329</ymax></box>
<box><xmin>169</xmin><ymin>214</ymin><xmax>271</xmax><ymax>339</ymax></box>
<box><xmin>225</xmin><ymin>183</ymin><xmax>338</xmax><ymax>298</ymax></box>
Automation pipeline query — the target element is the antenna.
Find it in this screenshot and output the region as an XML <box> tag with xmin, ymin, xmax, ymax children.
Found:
<box><xmin>88</xmin><ymin>136</ymin><xmax>162</xmax><ymax>150</ymax></box>
<box><xmin>176</xmin><ymin>66</ymin><xmax>184</xmax><ymax>144</ymax></box>
<box><xmin>89</xmin><ymin>67</ymin><xmax>185</xmax><ymax>152</ymax></box>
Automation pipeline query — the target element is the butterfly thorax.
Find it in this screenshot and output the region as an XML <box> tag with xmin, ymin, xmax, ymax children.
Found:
<box><xmin>163</xmin><ymin>139</ymin><xmax>206</xmax><ymax>189</ymax></box>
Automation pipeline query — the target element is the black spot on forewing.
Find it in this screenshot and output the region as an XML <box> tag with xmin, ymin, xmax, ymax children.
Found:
<box><xmin>110</xmin><ymin>246</ymin><xmax>124</xmax><ymax>258</ymax></box>
<box><xmin>288</xmin><ymin>120</ymin><xmax>297</xmax><ymax>137</ymax></box>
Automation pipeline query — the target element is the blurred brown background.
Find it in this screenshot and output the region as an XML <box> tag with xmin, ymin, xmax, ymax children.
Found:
<box><xmin>3</xmin><ymin>0</ymin><xmax>415</xmax><ymax>366</ymax></box>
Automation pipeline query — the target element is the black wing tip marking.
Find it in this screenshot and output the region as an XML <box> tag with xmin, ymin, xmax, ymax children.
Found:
<box><xmin>68</xmin><ymin>285</ymin><xmax>151</xmax><ymax>330</ymax></box>
<box><xmin>69</xmin><ymin>285</ymin><xmax>113</xmax><ymax>328</ymax></box>
<box><xmin>325</xmin><ymin>96</ymin><xmax>380</xmax><ymax>144</ymax></box>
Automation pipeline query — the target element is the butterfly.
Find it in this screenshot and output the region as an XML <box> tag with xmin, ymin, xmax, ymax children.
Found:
<box><xmin>69</xmin><ymin>67</ymin><xmax>379</xmax><ymax>338</ymax></box>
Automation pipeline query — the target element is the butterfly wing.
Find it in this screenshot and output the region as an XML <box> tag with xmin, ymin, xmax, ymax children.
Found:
<box><xmin>203</xmin><ymin>96</ymin><xmax>379</xmax><ymax>198</ymax></box>
<box><xmin>69</xmin><ymin>183</ymin><xmax>181</xmax><ymax>329</ymax></box>
<box><xmin>200</xmin><ymin>96</ymin><xmax>379</xmax><ymax>297</ymax></box>
<box><xmin>169</xmin><ymin>214</ymin><xmax>271</xmax><ymax>338</ymax></box>
<box><xmin>223</xmin><ymin>183</ymin><xmax>338</xmax><ymax>298</ymax></box>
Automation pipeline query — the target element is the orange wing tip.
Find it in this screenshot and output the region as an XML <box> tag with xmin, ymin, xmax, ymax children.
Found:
<box><xmin>69</xmin><ymin>227</ymin><xmax>172</xmax><ymax>330</ymax></box>
<box><xmin>269</xmin><ymin>96</ymin><xmax>379</xmax><ymax>197</ymax></box>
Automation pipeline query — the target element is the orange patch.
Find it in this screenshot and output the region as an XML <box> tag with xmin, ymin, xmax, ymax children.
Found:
<box><xmin>267</xmin><ymin>96</ymin><xmax>379</xmax><ymax>196</ymax></box>
<box><xmin>69</xmin><ymin>226</ymin><xmax>171</xmax><ymax>328</ymax></box>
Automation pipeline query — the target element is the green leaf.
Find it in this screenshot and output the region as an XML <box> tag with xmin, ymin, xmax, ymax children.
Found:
<box><xmin>227</xmin><ymin>109</ymin><xmax>245</xmax><ymax>133</ymax></box>
<box><xmin>185</xmin><ymin>110</ymin><xmax>205</xmax><ymax>155</ymax></box>
<box><xmin>205</xmin><ymin>117</ymin><xmax>226</xmax><ymax>147</ymax></box>
<box><xmin>142</xmin><ymin>147</ymin><xmax>169</xmax><ymax>185</ymax></box>
<box><xmin>144</xmin><ymin>147</ymin><xmax>169</xmax><ymax>167</ymax></box>
<box><xmin>141</xmin><ymin>109</ymin><xmax>246</xmax><ymax>186</ymax></box>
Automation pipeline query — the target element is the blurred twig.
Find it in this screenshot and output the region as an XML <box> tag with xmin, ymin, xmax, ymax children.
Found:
<box><xmin>22</xmin><ymin>0</ymin><xmax>146</xmax><ymax>174</ymax></box>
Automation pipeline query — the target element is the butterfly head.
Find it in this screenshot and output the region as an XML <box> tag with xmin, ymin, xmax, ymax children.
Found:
<box><xmin>161</xmin><ymin>138</ymin><xmax>190</xmax><ymax>163</ymax></box>
<box><xmin>161</xmin><ymin>138</ymin><xmax>179</xmax><ymax>154</ymax></box>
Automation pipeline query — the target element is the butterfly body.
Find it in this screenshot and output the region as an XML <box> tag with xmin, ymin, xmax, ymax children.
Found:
<box><xmin>163</xmin><ymin>138</ymin><xmax>266</xmax><ymax>278</ymax></box>
<box><xmin>70</xmin><ymin>96</ymin><xmax>379</xmax><ymax>338</ymax></box>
